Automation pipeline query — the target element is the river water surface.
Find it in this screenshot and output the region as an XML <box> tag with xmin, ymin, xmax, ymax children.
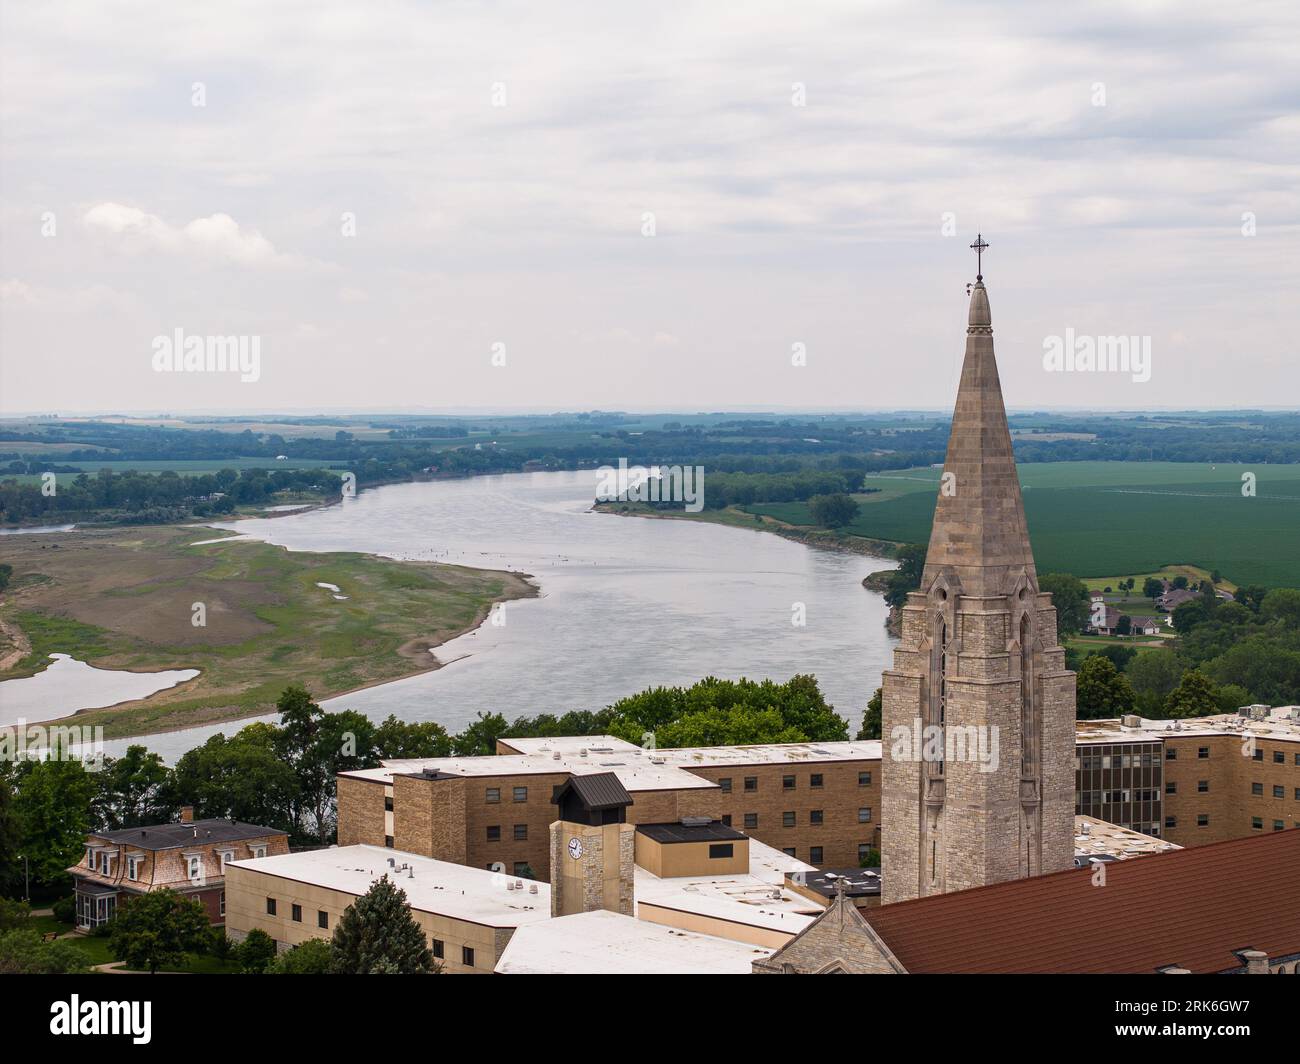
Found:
<box><xmin>77</xmin><ymin>470</ymin><xmax>896</xmax><ymax>760</ymax></box>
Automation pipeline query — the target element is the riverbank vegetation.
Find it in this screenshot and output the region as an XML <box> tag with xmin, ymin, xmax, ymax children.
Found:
<box><xmin>0</xmin><ymin>526</ymin><xmax>534</xmax><ymax>738</ymax></box>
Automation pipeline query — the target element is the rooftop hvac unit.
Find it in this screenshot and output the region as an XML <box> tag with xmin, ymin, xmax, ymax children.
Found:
<box><xmin>553</xmin><ymin>751</ymin><xmax>561</xmax><ymax>759</ymax></box>
<box><xmin>529</xmin><ymin>883</ymin><xmax>538</xmax><ymax>894</ymax></box>
<box><xmin>515</xmin><ymin>879</ymin><xmax>523</xmax><ymax>889</ymax></box>
<box><xmin>680</xmin><ymin>816</ymin><xmax>712</xmax><ymax>827</ymax></box>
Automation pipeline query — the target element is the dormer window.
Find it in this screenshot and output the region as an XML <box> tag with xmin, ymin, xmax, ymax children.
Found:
<box><xmin>218</xmin><ymin>849</ymin><xmax>236</xmax><ymax>872</ymax></box>
<box><xmin>99</xmin><ymin>851</ymin><xmax>115</xmax><ymax>876</ymax></box>
<box><xmin>250</xmin><ymin>844</ymin><xmax>267</xmax><ymax>859</ymax></box>
<box><xmin>187</xmin><ymin>855</ymin><xmax>203</xmax><ymax>881</ymax></box>
<box><xmin>127</xmin><ymin>856</ymin><xmax>142</xmax><ymax>881</ymax></box>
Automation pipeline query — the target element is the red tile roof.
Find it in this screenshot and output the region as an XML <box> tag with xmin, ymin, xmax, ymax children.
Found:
<box><xmin>866</xmin><ymin>830</ymin><xmax>1300</xmax><ymax>973</ymax></box>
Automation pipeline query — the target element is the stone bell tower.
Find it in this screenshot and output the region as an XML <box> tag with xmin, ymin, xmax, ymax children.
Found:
<box><xmin>881</xmin><ymin>238</ymin><xmax>1076</xmax><ymax>905</ymax></box>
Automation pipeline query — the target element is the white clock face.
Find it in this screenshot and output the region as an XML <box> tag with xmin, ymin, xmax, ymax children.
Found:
<box><xmin>568</xmin><ymin>837</ymin><xmax>583</xmax><ymax>860</ymax></box>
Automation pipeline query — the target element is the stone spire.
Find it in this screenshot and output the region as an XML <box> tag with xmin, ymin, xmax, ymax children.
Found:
<box><xmin>879</xmin><ymin>248</ymin><xmax>1076</xmax><ymax>905</ymax></box>
<box><xmin>920</xmin><ymin>276</ymin><xmax>1037</xmax><ymax>599</ymax></box>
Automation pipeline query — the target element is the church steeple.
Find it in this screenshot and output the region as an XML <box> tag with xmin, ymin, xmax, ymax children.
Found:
<box><xmin>879</xmin><ymin>244</ymin><xmax>1076</xmax><ymax>905</ymax></box>
<box><xmin>921</xmin><ymin>267</ymin><xmax>1037</xmax><ymax>599</ymax></box>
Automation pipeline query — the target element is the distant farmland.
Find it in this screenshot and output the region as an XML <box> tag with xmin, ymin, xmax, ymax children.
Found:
<box><xmin>746</xmin><ymin>462</ymin><xmax>1300</xmax><ymax>587</ymax></box>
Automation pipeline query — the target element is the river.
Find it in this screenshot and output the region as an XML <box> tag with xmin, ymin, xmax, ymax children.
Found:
<box><xmin>82</xmin><ymin>470</ymin><xmax>896</xmax><ymax>761</ymax></box>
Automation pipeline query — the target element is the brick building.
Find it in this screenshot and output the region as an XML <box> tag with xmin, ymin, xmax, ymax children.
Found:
<box><xmin>337</xmin><ymin>735</ymin><xmax>882</xmax><ymax>879</ymax></box>
<box><xmin>69</xmin><ymin>807</ymin><xmax>288</xmax><ymax>930</ymax></box>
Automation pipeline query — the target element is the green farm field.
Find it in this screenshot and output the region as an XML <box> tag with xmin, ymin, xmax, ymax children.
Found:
<box><xmin>745</xmin><ymin>462</ymin><xmax>1300</xmax><ymax>587</ymax></box>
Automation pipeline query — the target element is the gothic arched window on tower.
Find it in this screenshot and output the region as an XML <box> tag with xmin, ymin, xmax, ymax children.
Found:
<box><xmin>1020</xmin><ymin>613</ymin><xmax>1036</xmax><ymax>777</ymax></box>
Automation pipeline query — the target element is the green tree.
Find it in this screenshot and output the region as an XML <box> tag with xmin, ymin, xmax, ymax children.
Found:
<box><xmin>1039</xmin><ymin>573</ymin><xmax>1089</xmax><ymax>637</ymax></box>
<box><xmin>1260</xmin><ymin>588</ymin><xmax>1300</xmax><ymax>629</ymax></box>
<box><xmin>108</xmin><ymin>889</ymin><xmax>211</xmax><ymax>974</ymax></box>
<box><xmin>1164</xmin><ymin>669</ymin><xmax>1220</xmax><ymax>719</ymax></box>
<box><xmin>0</xmin><ymin>929</ymin><xmax>92</xmax><ymax>974</ymax></box>
<box><xmin>236</xmin><ymin>928</ymin><xmax>278</xmax><ymax>973</ymax></box>
<box><xmin>808</xmin><ymin>493</ymin><xmax>859</xmax><ymax>529</ymax></box>
<box><xmin>858</xmin><ymin>847</ymin><xmax>881</xmax><ymax>869</ymax></box>
<box><xmin>857</xmin><ymin>688</ymin><xmax>882</xmax><ymax>741</ymax></box>
<box><xmin>10</xmin><ymin>759</ymin><xmax>96</xmax><ymax>890</ymax></box>
<box><xmin>0</xmin><ymin>897</ymin><xmax>31</xmax><ymax>930</ymax></box>
<box><xmin>168</xmin><ymin>728</ymin><xmax>298</xmax><ymax>830</ymax></box>
<box><xmin>1075</xmin><ymin>656</ymin><xmax>1136</xmax><ymax>719</ymax></box>
<box><xmin>269</xmin><ymin>937</ymin><xmax>333</xmax><ymax>974</ymax></box>
<box><xmin>372</xmin><ymin>716</ymin><xmax>452</xmax><ymax>759</ymax></box>
<box><xmin>92</xmin><ymin>745</ymin><xmax>173</xmax><ymax>830</ymax></box>
<box><xmin>1142</xmin><ymin>577</ymin><xmax>1163</xmax><ymax>601</ymax></box>
<box><xmin>1115</xmin><ymin>614</ymin><xmax>1132</xmax><ymax>636</ymax></box>
<box><xmin>330</xmin><ymin>876</ymin><xmax>434</xmax><ymax>975</ymax></box>
<box><xmin>1126</xmin><ymin>650</ymin><xmax>1183</xmax><ymax>705</ymax></box>
<box><xmin>883</xmin><ymin>545</ymin><xmax>926</xmax><ymax>610</ymax></box>
<box><xmin>656</xmin><ymin>705</ymin><xmax>805</xmax><ymax>747</ymax></box>
<box><xmin>452</xmin><ymin>711</ymin><xmax>511</xmax><ymax>756</ymax></box>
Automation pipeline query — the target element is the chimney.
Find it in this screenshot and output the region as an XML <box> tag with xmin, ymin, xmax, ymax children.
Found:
<box><xmin>1242</xmin><ymin>950</ymin><xmax>1269</xmax><ymax>975</ymax></box>
<box><xmin>179</xmin><ymin>806</ymin><xmax>194</xmax><ymax>824</ymax></box>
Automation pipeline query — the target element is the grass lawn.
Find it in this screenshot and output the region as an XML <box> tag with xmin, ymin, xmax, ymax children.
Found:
<box><xmin>0</xmin><ymin>525</ymin><xmax>536</xmax><ymax>738</ymax></box>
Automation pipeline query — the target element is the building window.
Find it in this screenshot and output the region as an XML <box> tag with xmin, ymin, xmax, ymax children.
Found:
<box><xmin>1198</xmin><ymin>780</ymin><xmax>1209</xmax><ymax>793</ymax></box>
<box><xmin>810</xmin><ymin>774</ymin><xmax>824</xmax><ymax>788</ymax></box>
<box><xmin>432</xmin><ymin>938</ymin><xmax>444</xmax><ymax>959</ymax></box>
<box><xmin>744</xmin><ymin>777</ymin><xmax>757</xmax><ymax>793</ymax></box>
<box><xmin>512</xmin><ymin>787</ymin><xmax>528</xmax><ymax>802</ymax></box>
<box><xmin>782</xmin><ymin>775</ymin><xmax>795</xmax><ymax>790</ymax></box>
<box><xmin>127</xmin><ymin>857</ymin><xmax>141</xmax><ymax>881</ymax></box>
<box><xmin>1165</xmin><ymin>747</ymin><xmax>1177</xmax><ymax>760</ymax></box>
<box><xmin>1165</xmin><ymin>816</ymin><xmax>1176</xmax><ymax>828</ymax></box>
<box><xmin>384</xmin><ymin>796</ymin><xmax>394</xmax><ymax>812</ymax></box>
<box><xmin>858</xmin><ymin>807</ymin><xmax>872</xmax><ymax>823</ymax></box>
<box><xmin>1274</xmin><ymin>750</ymin><xmax>1285</xmax><ymax>764</ymax></box>
<box><xmin>513</xmin><ymin>862</ymin><xmax>530</xmax><ymax>877</ymax></box>
<box><xmin>782</xmin><ymin>811</ymin><xmax>795</xmax><ymax>828</ymax></box>
<box><xmin>318</xmin><ymin>911</ymin><xmax>328</xmax><ymax>929</ymax></box>
<box><xmin>291</xmin><ymin>903</ymin><xmax>302</xmax><ymax>923</ymax></box>
<box><xmin>187</xmin><ymin>856</ymin><xmax>202</xmax><ymax>881</ymax></box>
<box><xmin>1295</xmin><ymin>788</ymin><xmax>1300</xmax><ymax>801</ymax></box>
<box><xmin>719</xmin><ymin>777</ymin><xmax>732</xmax><ymax>793</ymax></box>
<box><xmin>1197</xmin><ymin>814</ymin><xmax>1209</xmax><ymax>827</ymax></box>
<box><xmin>782</xmin><ymin>848</ymin><xmax>796</xmax><ymax>857</ymax></box>
<box><xmin>1252</xmin><ymin>749</ymin><xmax>1264</xmax><ymax>762</ymax></box>
<box><xmin>1165</xmin><ymin>782</ymin><xmax>1176</xmax><ymax>795</ymax></box>
<box><xmin>266</xmin><ymin>898</ymin><xmax>277</xmax><ymax>916</ymax></box>
<box><xmin>708</xmin><ymin>844</ymin><xmax>734</xmax><ymax>859</ymax></box>
<box><xmin>486</xmin><ymin>825</ymin><xmax>501</xmax><ymax>841</ymax></box>
<box><xmin>385</xmin><ymin>836</ymin><xmax>394</xmax><ymax>849</ymax></box>
<box><xmin>462</xmin><ymin>946</ymin><xmax>475</xmax><ymax>967</ymax></box>
<box><xmin>251</xmin><ymin>845</ymin><xmax>267</xmax><ymax>859</ymax></box>
<box><xmin>858</xmin><ymin>771</ymin><xmax>872</xmax><ymax>786</ymax></box>
<box><xmin>1274</xmin><ymin>820</ymin><xmax>1285</xmax><ymax>831</ymax></box>
<box><xmin>1274</xmin><ymin>785</ymin><xmax>1285</xmax><ymax>799</ymax></box>
<box><xmin>810</xmin><ymin>810</ymin><xmax>824</xmax><ymax>826</ymax></box>
<box><xmin>743</xmin><ymin>813</ymin><xmax>758</xmax><ymax>829</ymax></box>
<box><xmin>1198</xmin><ymin>747</ymin><xmax>1209</xmax><ymax>759</ymax></box>
<box><xmin>1252</xmin><ymin>817</ymin><xmax>1263</xmax><ymax>830</ymax></box>
<box><xmin>809</xmin><ymin>847</ymin><xmax>823</xmax><ymax>864</ymax></box>
<box><xmin>1252</xmin><ymin>782</ymin><xmax>1264</xmax><ymax>796</ymax></box>
<box><xmin>486</xmin><ymin>788</ymin><xmax>500</xmax><ymax>803</ymax></box>
<box><xmin>858</xmin><ymin>843</ymin><xmax>873</xmax><ymax>863</ymax></box>
<box><xmin>220</xmin><ymin>892</ymin><xmax>226</xmax><ymax>918</ymax></box>
<box><xmin>513</xmin><ymin>824</ymin><xmax>528</xmax><ymax>841</ymax></box>
<box><xmin>721</xmin><ymin>814</ymin><xmax>732</xmax><ymax>826</ymax></box>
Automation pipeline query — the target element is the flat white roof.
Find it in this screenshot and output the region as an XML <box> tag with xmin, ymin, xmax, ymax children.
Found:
<box><xmin>226</xmin><ymin>844</ymin><xmax>552</xmax><ymax>929</ymax></box>
<box><xmin>1074</xmin><ymin>815</ymin><xmax>1181</xmax><ymax>860</ymax></box>
<box><xmin>634</xmin><ymin>852</ymin><xmax>822</xmax><ymax>935</ymax></box>
<box><xmin>341</xmin><ymin>738</ymin><xmax>884</xmax><ymax>793</ymax></box>
<box><xmin>494</xmin><ymin>909</ymin><xmax>773</xmax><ymax>974</ymax></box>
<box><xmin>1076</xmin><ymin>707</ymin><xmax>1300</xmax><ymax>745</ymax></box>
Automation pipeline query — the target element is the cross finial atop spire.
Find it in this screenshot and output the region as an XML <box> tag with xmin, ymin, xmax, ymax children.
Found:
<box><xmin>970</xmin><ymin>233</ymin><xmax>988</xmax><ymax>280</ymax></box>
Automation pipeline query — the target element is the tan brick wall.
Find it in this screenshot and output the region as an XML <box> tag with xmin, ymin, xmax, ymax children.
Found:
<box><xmin>224</xmin><ymin>864</ymin><xmax>515</xmax><ymax>973</ymax></box>
<box><xmin>337</xmin><ymin>776</ymin><xmax>387</xmax><ymax>847</ymax></box>
<box><xmin>1164</xmin><ymin>734</ymin><xmax>1300</xmax><ymax>845</ymax></box>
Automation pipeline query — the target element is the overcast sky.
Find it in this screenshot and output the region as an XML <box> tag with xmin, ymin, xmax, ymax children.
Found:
<box><xmin>1</xmin><ymin>0</ymin><xmax>1297</xmax><ymax>415</ymax></box>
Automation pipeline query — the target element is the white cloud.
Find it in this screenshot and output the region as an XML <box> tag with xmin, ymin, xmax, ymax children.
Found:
<box><xmin>82</xmin><ymin>203</ymin><xmax>295</xmax><ymax>267</ymax></box>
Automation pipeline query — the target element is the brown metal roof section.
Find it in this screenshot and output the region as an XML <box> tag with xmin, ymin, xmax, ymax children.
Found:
<box><xmin>866</xmin><ymin>829</ymin><xmax>1300</xmax><ymax>973</ymax></box>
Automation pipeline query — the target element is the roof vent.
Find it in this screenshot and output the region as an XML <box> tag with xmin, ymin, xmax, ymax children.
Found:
<box><xmin>579</xmin><ymin>749</ymin><xmax>588</xmax><ymax>758</ymax></box>
<box><xmin>680</xmin><ymin>816</ymin><xmax>713</xmax><ymax>827</ymax></box>
<box><xmin>553</xmin><ymin>751</ymin><xmax>561</xmax><ymax>760</ymax></box>
<box><xmin>529</xmin><ymin>883</ymin><xmax>538</xmax><ymax>894</ymax></box>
